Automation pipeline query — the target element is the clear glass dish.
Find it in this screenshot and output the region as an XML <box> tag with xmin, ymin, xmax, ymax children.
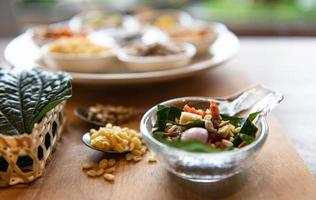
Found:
<box><xmin>140</xmin><ymin>85</ymin><xmax>283</xmax><ymax>182</ymax></box>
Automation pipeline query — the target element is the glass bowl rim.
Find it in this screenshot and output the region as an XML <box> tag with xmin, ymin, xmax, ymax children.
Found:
<box><xmin>140</xmin><ymin>96</ymin><xmax>269</xmax><ymax>157</ymax></box>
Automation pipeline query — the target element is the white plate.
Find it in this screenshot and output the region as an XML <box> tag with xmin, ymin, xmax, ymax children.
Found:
<box><xmin>4</xmin><ymin>23</ymin><xmax>239</xmax><ymax>85</ymax></box>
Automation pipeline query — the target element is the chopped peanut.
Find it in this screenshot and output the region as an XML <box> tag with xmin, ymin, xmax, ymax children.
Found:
<box><xmin>104</xmin><ymin>174</ymin><xmax>115</xmax><ymax>182</ymax></box>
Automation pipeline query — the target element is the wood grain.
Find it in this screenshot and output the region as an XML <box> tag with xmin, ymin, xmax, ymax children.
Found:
<box><xmin>0</xmin><ymin>69</ymin><xmax>315</xmax><ymax>199</ymax></box>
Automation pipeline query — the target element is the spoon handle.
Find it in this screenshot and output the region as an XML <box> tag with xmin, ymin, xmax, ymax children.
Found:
<box><xmin>220</xmin><ymin>85</ymin><xmax>284</xmax><ymax>116</ymax></box>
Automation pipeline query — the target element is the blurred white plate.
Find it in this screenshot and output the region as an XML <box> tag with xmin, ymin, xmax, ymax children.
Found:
<box><xmin>4</xmin><ymin>22</ymin><xmax>239</xmax><ymax>85</ymax></box>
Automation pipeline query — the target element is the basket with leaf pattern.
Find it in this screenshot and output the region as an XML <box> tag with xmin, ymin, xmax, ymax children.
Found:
<box><xmin>0</xmin><ymin>68</ymin><xmax>72</xmax><ymax>187</ymax></box>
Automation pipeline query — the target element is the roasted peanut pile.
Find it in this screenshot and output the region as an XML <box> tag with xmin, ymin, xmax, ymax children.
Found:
<box><xmin>87</xmin><ymin>104</ymin><xmax>135</xmax><ymax>125</ymax></box>
<box><xmin>82</xmin><ymin>124</ymin><xmax>156</xmax><ymax>183</ymax></box>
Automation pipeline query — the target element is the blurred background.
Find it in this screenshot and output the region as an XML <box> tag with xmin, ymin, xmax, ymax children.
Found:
<box><xmin>1</xmin><ymin>0</ymin><xmax>316</xmax><ymax>37</ymax></box>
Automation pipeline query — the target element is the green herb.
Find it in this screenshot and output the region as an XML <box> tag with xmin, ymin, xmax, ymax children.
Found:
<box><xmin>153</xmin><ymin>131</ymin><xmax>218</xmax><ymax>153</ymax></box>
<box><xmin>224</xmin><ymin>146</ymin><xmax>234</xmax><ymax>151</ymax></box>
<box><xmin>233</xmin><ymin>112</ymin><xmax>261</xmax><ymax>147</ymax></box>
<box><xmin>239</xmin><ymin>134</ymin><xmax>255</xmax><ymax>144</ymax></box>
<box><xmin>0</xmin><ymin>69</ymin><xmax>72</xmax><ymax>135</ymax></box>
<box><xmin>155</xmin><ymin>105</ymin><xmax>182</xmax><ymax>131</ymax></box>
<box><xmin>220</xmin><ymin>114</ymin><xmax>243</xmax><ymax>127</ymax></box>
<box><xmin>166</xmin><ymin>140</ymin><xmax>219</xmax><ymax>153</ymax></box>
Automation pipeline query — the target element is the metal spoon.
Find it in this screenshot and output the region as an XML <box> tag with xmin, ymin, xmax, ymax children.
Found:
<box><xmin>82</xmin><ymin>132</ymin><xmax>130</xmax><ymax>154</ymax></box>
<box><xmin>74</xmin><ymin>107</ymin><xmax>146</xmax><ymax>127</ymax></box>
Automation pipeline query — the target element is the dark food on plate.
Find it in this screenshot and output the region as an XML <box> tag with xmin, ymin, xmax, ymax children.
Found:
<box><xmin>152</xmin><ymin>101</ymin><xmax>260</xmax><ymax>152</ymax></box>
<box><xmin>129</xmin><ymin>43</ymin><xmax>185</xmax><ymax>56</ymax></box>
<box><xmin>87</xmin><ymin>104</ymin><xmax>136</xmax><ymax>125</ymax></box>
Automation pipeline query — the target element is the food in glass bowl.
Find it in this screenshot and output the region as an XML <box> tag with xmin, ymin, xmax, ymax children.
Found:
<box><xmin>117</xmin><ymin>42</ymin><xmax>196</xmax><ymax>71</ymax></box>
<box><xmin>30</xmin><ymin>25</ymin><xmax>85</xmax><ymax>46</ymax></box>
<box><xmin>168</xmin><ymin>21</ymin><xmax>218</xmax><ymax>54</ymax></box>
<box><xmin>152</xmin><ymin>101</ymin><xmax>260</xmax><ymax>152</ymax></box>
<box><xmin>41</xmin><ymin>37</ymin><xmax>117</xmax><ymax>73</ymax></box>
<box><xmin>141</xmin><ymin>88</ymin><xmax>283</xmax><ymax>182</ymax></box>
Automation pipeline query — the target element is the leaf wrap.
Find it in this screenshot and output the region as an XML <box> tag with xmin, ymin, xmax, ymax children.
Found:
<box><xmin>0</xmin><ymin>68</ymin><xmax>72</xmax><ymax>135</ymax></box>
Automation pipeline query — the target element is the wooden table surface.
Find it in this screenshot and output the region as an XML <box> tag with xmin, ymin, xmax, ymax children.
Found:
<box><xmin>2</xmin><ymin>36</ymin><xmax>315</xmax><ymax>175</ymax></box>
<box><xmin>0</xmin><ymin>37</ymin><xmax>315</xmax><ymax>199</ymax></box>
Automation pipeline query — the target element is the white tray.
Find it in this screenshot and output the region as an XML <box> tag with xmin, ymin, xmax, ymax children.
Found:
<box><xmin>4</xmin><ymin>23</ymin><xmax>239</xmax><ymax>85</ymax></box>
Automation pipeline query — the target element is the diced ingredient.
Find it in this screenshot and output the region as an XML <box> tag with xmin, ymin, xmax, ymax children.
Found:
<box><xmin>179</xmin><ymin>112</ymin><xmax>202</xmax><ymax>125</ymax></box>
<box><xmin>147</xmin><ymin>156</ymin><xmax>157</xmax><ymax>163</ymax></box>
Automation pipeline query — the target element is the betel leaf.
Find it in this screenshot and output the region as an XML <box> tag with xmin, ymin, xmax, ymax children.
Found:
<box><xmin>155</xmin><ymin>105</ymin><xmax>182</xmax><ymax>131</ymax></box>
<box><xmin>220</xmin><ymin>114</ymin><xmax>243</xmax><ymax>127</ymax></box>
<box><xmin>239</xmin><ymin>134</ymin><xmax>255</xmax><ymax>144</ymax></box>
<box><xmin>233</xmin><ymin>112</ymin><xmax>261</xmax><ymax>147</ymax></box>
<box><xmin>153</xmin><ymin>131</ymin><xmax>218</xmax><ymax>153</ymax></box>
<box><xmin>0</xmin><ymin>68</ymin><xmax>72</xmax><ymax>135</ymax></box>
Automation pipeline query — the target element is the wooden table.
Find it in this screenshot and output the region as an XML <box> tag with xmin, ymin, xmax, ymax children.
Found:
<box><xmin>0</xmin><ymin>37</ymin><xmax>316</xmax><ymax>199</ymax></box>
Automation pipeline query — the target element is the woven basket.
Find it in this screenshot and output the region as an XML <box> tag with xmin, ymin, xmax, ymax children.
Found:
<box><xmin>0</xmin><ymin>102</ymin><xmax>66</xmax><ymax>187</ymax></box>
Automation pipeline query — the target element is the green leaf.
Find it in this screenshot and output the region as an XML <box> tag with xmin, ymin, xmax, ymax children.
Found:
<box><xmin>166</xmin><ymin>140</ymin><xmax>219</xmax><ymax>153</ymax></box>
<box><xmin>220</xmin><ymin>114</ymin><xmax>243</xmax><ymax>127</ymax></box>
<box><xmin>0</xmin><ymin>68</ymin><xmax>72</xmax><ymax>135</ymax></box>
<box><xmin>155</xmin><ymin>105</ymin><xmax>182</xmax><ymax>131</ymax></box>
<box><xmin>239</xmin><ymin>133</ymin><xmax>255</xmax><ymax>144</ymax></box>
<box><xmin>153</xmin><ymin>131</ymin><xmax>218</xmax><ymax>153</ymax></box>
<box><xmin>248</xmin><ymin>111</ymin><xmax>261</xmax><ymax>122</ymax></box>
<box><xmin>232</xmin><ymin>112</ymin><xmax>260</xmax><ymax>147</ymax></box>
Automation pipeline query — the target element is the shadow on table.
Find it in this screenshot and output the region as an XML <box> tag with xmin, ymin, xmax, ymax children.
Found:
<box><xmin>166</xmin><ymin>171</ymin><xmax>250</xmax><ymax>199</ymax></box>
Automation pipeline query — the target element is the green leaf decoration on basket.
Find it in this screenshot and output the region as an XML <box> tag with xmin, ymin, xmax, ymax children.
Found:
<box><xmin>0</xmin><ymin>68</ymin><xmax>72</xmax><ymax>135</ymax></box>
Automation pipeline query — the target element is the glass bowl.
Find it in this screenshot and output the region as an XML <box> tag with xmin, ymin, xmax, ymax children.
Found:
<box><xmin>140</xmin><ymin>85</ymin><xmax>283</xmax><ymax>182</ymax></box>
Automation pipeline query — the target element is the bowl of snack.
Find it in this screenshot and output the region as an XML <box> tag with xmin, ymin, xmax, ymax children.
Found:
<box><xmin>168</xmin><ymin>20</ymin><xmax>219</xmax><ymax>54</ymax></box>
<box><xmin>41</xmin><ymin>36</ymin><xmax>117</xmax><ymax>73</ymax></box>
<box><xmin>117</xmin><ymin>42</ymin><xmax>196</xmax><ymax>71</ymax></box>
<box><xmin>136</xmin><ymin>9</ymin><xmax>193</xmax><ymax>31</ymax></box>
<box><xmin>29</xmin><ymin>24</ymin><xmax>86</xmax><ymax>47</ymax></box>
<box><xmin>69</xmin><ymin>10</ymin><xmax>125</xmax><ymax>32</ymax></box>
<box><xmin>140</xmin><ymin>85</ymin><xmax>283</xmax><ymax>182</ymax></box>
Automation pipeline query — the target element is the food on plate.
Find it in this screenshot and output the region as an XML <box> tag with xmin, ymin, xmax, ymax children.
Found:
<box><xmin>136</xmin><ymin>9</ymin><xmax>192</xmax><ymax>31</ymax></box>
<box><xmin>47</xmin><ymin>37</ymin><xmax>111</xmax><ymax>55</ymax></box>
<box><xmin>0</xmin><ymin>68</ymin><xmax>72</xmax><ymax>186</ymax></box>
<box><xmin>169</xmin><ymin>26</ymin><xmax>216</xmax><ymax>41</ymax></box>
<box><xmin>31</xmin><ymin>25</ymin><xmax>85</xmax><ymax>46</ymax></box>
<box><xmin>117</xmin><ymin>42</ymin><xmax>196</xmax><ymax>71</ymax></box>
<box><xmin>128</xmin><ymin>42</ymin><xmax>185</xmax><ymax>57</ymax></box>
<box><xmin>152</xmin><ymin>101</ymin><xmax>260</xmax><ymax>152</ymax></box>
<box><xmin>168</xmin><ymin>23</ymin><xmax>218</xmax><ymax>54</ymax></box>
<box><xmin>153</xmin><ymin>15</ymin><xmax>179</xmax><ymax>30</ymax></box>
<box><xmin>70</xmin><ymin>10</ymin><xmax>124</xmax><ymax>32</ymax></box>
<box><xmin>87</xmin><ymin>104</ymin><xmax>136</xmax><ymax>125</ymax></box>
